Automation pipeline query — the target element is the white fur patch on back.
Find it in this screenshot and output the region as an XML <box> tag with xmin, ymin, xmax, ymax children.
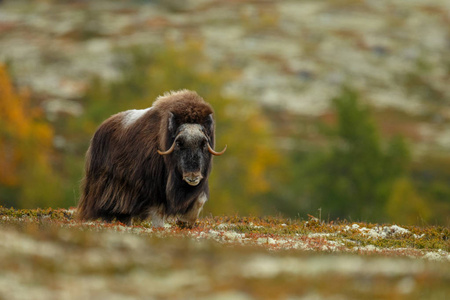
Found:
<box><xmin>122</xmin><ymin>107</ymin><xmax>152</xmax><ymax>128</ymax></box>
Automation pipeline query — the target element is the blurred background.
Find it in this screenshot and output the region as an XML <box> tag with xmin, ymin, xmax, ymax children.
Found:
<box><xmin>0</xmin><ymin>0</ymin><xmax>449</xmax><ymax>226</ymax></box>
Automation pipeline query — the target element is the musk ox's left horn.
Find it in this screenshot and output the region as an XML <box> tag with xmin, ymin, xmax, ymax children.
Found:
<box><xmin>157</xmin><ymin>140</ymin><xmax>176</xmax><ymax>155</ymax></box>
<box><xmin>208</xmin><ymin>143</ymin><xmax>227</xmax><ymax>156</ymax></box>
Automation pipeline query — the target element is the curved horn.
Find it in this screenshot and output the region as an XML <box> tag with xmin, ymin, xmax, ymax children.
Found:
<box><xmin>207</xmin><ymin>143</ymin><xmax>227</xmax><ymax>156</ymax></box>
<box><xmin>157</xmin><ymin>140</ymin><xmax>176</xmax><ymax>155</ymax></box>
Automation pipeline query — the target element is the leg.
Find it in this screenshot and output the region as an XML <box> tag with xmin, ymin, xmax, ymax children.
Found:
<box><xmin>115</xmin><ymin>214</ymin><xmax>132</xmax><ymax>225</ymax></box>
<box><xmin>178</xmin><ymin>192</ymin><xmax>208</xmax><ymax>227</ymax></box>
<box><xmin>98</xmin><ymin>211</ymin><xmax>131</xmax><ymax>225</ymax></box>
<box><xmin>149</xmin><ymin>208</ymin><xmax>165</xmax><ymax>228</ymax></box>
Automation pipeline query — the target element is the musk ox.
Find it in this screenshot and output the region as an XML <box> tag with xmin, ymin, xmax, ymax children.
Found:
<box><xmin>77</xmin><ymin>90</ymin><xmax>226</xmax><ymax>227</ymax></box>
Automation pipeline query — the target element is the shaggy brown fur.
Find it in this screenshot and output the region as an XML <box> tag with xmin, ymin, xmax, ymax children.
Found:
<box><xmin>77</xmin><ymin>90</ymin><xmax>222</xmax><ymax>226</ymax></box>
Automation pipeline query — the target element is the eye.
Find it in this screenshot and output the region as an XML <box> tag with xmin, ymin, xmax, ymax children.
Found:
<box><xmin>176</xmin><ymin>140</ymin><xmax>183</xmax><ymax>148</ymax></box>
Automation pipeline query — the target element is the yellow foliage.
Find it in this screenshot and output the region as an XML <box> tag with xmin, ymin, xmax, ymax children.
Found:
<box><xmin>0</xmin><ymin>65</ymin><xmax>26</xmax><ymax>185</ymax></box>
<box><xmin>208</xmin><ymin>97</ymin><xmax>281</xmax><ymax>215</ymax></box>
<box><xmin>386</xmin><ymin>177</ymin><xmax>431</xmax><ymax>225</ymax></box>
<box><xmin>0</xmin><ymin>64</ymin><xmax>60</xmax><ymax>207</ymax></box>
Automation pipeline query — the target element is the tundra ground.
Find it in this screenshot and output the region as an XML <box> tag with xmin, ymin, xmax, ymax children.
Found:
<box><xmin>0</xmin><ymin>207</ymin><xmax>449</xmax><ymax>300</ymax></box>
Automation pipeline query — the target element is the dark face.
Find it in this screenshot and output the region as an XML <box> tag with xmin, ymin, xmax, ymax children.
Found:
<box><xmin>172</xmin><ymin>124</ymin><xmax>210</xmax><ymax>186</ymax></box>
<box><xmin>158</xmin><ymin>112</ymin><xmax>225</xmax><ymax>185</ymax></box>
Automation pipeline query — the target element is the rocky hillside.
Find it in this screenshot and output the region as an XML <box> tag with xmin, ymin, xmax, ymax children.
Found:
<box><xmin>0</xmin><ymin>0</ymin><xmax>449</xmax><ymax>156</ymax></box>
<box><xmin>0</xmin><ymin>207</ymin><xmax>449</xmax><ymax>299</ymax></box>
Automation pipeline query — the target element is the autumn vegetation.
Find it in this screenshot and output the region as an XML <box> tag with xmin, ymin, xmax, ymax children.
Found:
<box><xmin>0</xmin><ymin>65</ymin><xmax>63</xmax><ymax>208</ymax></box>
